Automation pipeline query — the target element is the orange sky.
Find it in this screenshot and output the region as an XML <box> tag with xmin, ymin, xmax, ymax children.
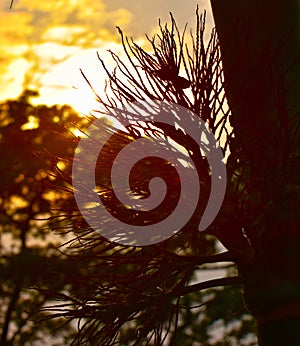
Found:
<box><xmin>1</xmin><ymin>0</ymin><xmax>212</xmax><ymax>114</ymax></box>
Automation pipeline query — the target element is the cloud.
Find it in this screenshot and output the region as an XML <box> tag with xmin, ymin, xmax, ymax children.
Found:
<box><xmin>0</xmin><ymin>10</ymin><xmax>33</xmax><ymax>42</ymax></box>
<box><xmin>29</xmin><ymin>43</ymin><xmax>125</xmax><ymax>114</ymax></box>
<box><xmin>0</xmin><ymin>0</ymin><xmax>213</xmax><ymax>110</ymax></box>
<box><xmin>102</xmin><ymin>0</ymin><xmax>213</xmax><ymax>36</ymax></box>
<box><xmin>0</xmin><ymin>0</ymin><xmax>133</xmax><ymax>102</ymax></box>
<box><xmin>0</xmin><ymin>57</ymin><xmax>32</xmax><ymax>101</ymax></box>
<box><xmin>16</xmin><ymin>0</ymin><xmax>132</xmax><ymax>45</ymax></box>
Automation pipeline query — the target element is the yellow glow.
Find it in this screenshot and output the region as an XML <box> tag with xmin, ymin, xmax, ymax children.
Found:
<box><xmin>20</xmin><ymin>115</ymin><xmax>39</xmax><ymax>130</ymax></box>
<box><xmin>15</xmin><ymin>173</ymin><xmax>25</xmax><ymax>183</ymax></box>
<box><xmin>72</xmin><ymin>128</ymin><xmax>86</xmax><ymax>138</ymax></box>
<box><xmin>43</xmin><ymin>26</ymin><xmax>86</xmax><ymax>43</ymax></box>
<box><xmin>29</xmin><ymin>42</ymin><xmax>126</xmax><ymax>114</ymax></box>
<box><xmin>0</xmin><ymin>58</ymin><xmax>33</xmax><ymax>101</ymax></box>
<box><xmin>0</xmin><ymin>0</ymin><xmax>132</xmax><ymax>112</ymax></box>
<box><xmin>0</xmin><ymin>11</ymin><xmax>33</xmax><ymax>46</ymax></box>
<box><xmin>42</xmin><ymin>190</ymin><xmax>65</xmax><ymax>203</ymax></box>
<box><xmin>57</xmin><ymin>160</ymin><xmax>66</xmax><ymax>171</ymax></box>
<box><xmin>1</xmin><ymin>0</ymin><xmax>208</xmax><ymax>114</ymax></box>
<box><xmin>8</xmin><ymin>195</ymin><xmax>29</xmax><ymax>213</ymax></box>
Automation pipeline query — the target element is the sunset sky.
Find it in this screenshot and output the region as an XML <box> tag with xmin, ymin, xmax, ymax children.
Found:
<box><xmin>1</xmin><ymin>0</ymin><xmax>213</xmax><ymax>114</ymax></box>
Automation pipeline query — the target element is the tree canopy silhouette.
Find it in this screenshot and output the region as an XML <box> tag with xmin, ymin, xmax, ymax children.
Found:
<box><xmin>0</xmin><ymin>91</ymin><xmax>90</xmax><ymax>345</ymax></box>
<box><xmin>36</xmin><ymin>2</ymin><xmax>300</xmax><ymax>346</ymax></box>
<box><xmin>38</xmin><ymin>9</ymin><xmax>253</xmax><ymax>345</ymax></box>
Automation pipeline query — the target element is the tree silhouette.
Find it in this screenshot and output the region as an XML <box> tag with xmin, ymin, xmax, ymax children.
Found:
<box><xmin>0</xmin><ymin>91</ymin><xmax>89</xmax><ymax>345</ymax></box>
<box><xmin>41</xmin><ymin>3</ymin><xmax>300</xmax><ymax>346</ymax></box>
<box><xmin>39</xmin><ymin>9</ymin><xmax>251</xmax><ymax>345</ymax></box>
<box><xmin>211</xmin><ymin>1</ymin><xmax>300</xmax><ymax>345</ymax></box>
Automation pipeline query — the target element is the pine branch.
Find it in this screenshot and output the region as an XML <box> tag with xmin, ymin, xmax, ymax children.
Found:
<box><xmin>179</xmin><ymin>276</ymin><xmax>242</xmax><ymax>296</ymax></box>
<box><xmin>173</xmin><ymin>250</ymin><xmax>236</xmax><ymax>265</ymax></box>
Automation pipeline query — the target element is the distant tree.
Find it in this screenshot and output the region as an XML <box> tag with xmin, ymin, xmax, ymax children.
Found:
<box><xmin>0</xmin><ymin>91</ymin><xmax>88</xmax><ymax>345</ymax></box>
<box><xmin>42</xmin><ymin>2</ymin><xmax>300</xmax><ymax>346</ymax></box>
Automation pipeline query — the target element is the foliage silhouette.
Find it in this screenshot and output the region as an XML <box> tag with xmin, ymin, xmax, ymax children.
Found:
<box><xmin>38</xmin><ymin>2</ymin><xmax>300</xmax><ymax>345</ymax></box>
<box><xmin>37</xmin><ymin>9</ymin><xmax>261</xmax><ymax>345</ymax></box>
<box><xmin>0</xmin><ymin>91</ymin><xmax>89</xmax><ymax>345</ymax></box>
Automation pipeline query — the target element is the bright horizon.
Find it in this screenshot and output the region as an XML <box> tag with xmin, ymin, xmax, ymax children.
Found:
<box><xmin>1</xmin><ymin>0</ymin><xmax>213</xmax><ymax>115</ymax></box>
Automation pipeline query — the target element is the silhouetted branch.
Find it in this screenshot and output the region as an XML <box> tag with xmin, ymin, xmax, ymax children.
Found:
<box><xmin>40</xmin><ymin>8</ymin><xmax>241</xmax><ymax>345</ymax></box>
<box><xmin>180</xmin><ymin>276</ymin><xmax>242</xmax><ymax>296</ymax></box>
<box><xmin>169</xmin><ymin>250</ymin><xmax>236</xmax><ymax>265</ymax></box>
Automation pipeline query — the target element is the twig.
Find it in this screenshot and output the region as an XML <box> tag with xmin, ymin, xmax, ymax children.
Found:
<box><xmin>175</xmin><ymin>251</ymin><xmax>236</xmax><ymax>265</ymax></box>
<box><xmin>179</xmin><ymin>276</ymin><xmax>242</xmax><ymax>296</ymax></box>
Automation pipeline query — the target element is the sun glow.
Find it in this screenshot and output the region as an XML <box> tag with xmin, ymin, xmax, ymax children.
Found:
<box><xmin>1</xmin><ymin>0</ymin><xmax>211</xmax><ymax>115</ymax></box>
<box><xmin>0</xmin><ymin>0</ymin><xmax>132</xmax><ymax>112</ymax></box>
<box><xmin>28</xmin><ymin>43</ymin><xmax>125</xmax><ymax>115</ymax></box>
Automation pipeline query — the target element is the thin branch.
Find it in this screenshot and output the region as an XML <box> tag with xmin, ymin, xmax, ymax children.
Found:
<box><xmin>179</xmin><ymin>276</ymin><xmax>242</xmax><ymax>296</ymax></box>
<box><xmin>173</xmin><ymin>250</ymin><xmax>236</xmax><ymax>265</ymax></box>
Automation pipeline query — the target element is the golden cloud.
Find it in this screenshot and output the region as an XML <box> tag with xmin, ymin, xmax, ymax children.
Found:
<box><xmin>0</xmin><ymin>11</ymin><xmax>33</xmax><ymax>47</ymax></box>
<box><xmin>0</xmin><ymin>0</ymin><xmax>133</xmax><ymax>102</ymax></box>
<box><xmin>1</xmin><ymin>0</ymin><xmax>209</xmax><ymax>109</ymax></box>
<box><xmin>15</xmin><ymin>0</ymin><xmax>132</xmax><ymax>44</ymax></box>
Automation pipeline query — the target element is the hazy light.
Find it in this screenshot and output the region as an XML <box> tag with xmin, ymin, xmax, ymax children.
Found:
<box><xmin>20</xmin><ymin>115</ymin><xmax>39</xmax><ymax>130</ymax></box>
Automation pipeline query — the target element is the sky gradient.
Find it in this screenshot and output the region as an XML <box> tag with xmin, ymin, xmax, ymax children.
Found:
<box><xmin>1</xmin><ymin>0</ymin><xmax>213</xmax><ymax>113</ymax></box>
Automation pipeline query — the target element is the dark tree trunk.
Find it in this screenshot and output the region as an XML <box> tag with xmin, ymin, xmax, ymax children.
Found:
<box><xmin>210</xmin><ymin>1</ymin><xmax>300</xmax><ymax>344</ymax></box>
